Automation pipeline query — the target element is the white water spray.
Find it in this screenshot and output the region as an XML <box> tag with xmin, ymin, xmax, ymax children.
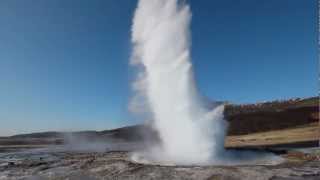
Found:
<box><xmin>130</xmin><ymin>0</ymin><xmax>281</xmax><ymax>165</ymax></box>
<box><xmin>130</xmin><ymin>0</ymin><xmax>226</xmax><ymax>165</ymax></box>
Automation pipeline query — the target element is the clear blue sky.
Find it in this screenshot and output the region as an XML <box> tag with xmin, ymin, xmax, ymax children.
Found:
<box><xmin>0</xmin><ymin>0</ymin><xmax>317</xmax><ymax>135</ymax></box>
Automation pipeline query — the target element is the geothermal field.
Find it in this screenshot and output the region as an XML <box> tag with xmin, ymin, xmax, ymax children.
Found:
<box><xmin>0</xmin><ymin>0</ymin><xmax>318</xmax><ymax>179</ymax></box>
<box><xmin>0</xmin><ymin>97</ymin><xmax>319</xmax><ymax>179</ymax></box>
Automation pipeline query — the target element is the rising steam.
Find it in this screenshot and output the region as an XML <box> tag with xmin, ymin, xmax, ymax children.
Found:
<box><xmin>130</xmin><ymin>0</ymin><xmax>281</xmax><ymax>165</ymax></box>
<box><xmin>130</xmin><ymin>0</ymin><xmax>226</xmax><ymax>165</ymax></box>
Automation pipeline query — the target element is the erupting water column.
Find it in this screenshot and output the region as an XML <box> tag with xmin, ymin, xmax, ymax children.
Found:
<box><xmin>130</xmin><ymin>0</ymin><xmax>227</xmax><ymax>165</ymax></box>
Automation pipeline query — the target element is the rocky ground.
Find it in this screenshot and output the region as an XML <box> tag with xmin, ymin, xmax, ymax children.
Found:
<box><xmin>0</xmin><ymin>147</ymin><xmax>319</xmax><ymax>180</ymax></box>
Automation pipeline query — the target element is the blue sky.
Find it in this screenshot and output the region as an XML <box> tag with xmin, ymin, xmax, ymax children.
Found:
<box><xmin>0</xmin><ymin>0</ymin><xmax>317</xmax><ymax>135</ymax></box>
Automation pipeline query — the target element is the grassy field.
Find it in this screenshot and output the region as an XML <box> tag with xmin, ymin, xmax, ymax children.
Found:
<box><xmin>223</xmin><ymin>97</ymin><xmax>319</xmax><ymax>148</ymax></box>
<box><xmin>225</xmin><ymin>122</ymin><xmax>319</xmax><ymax>148</ymax></box>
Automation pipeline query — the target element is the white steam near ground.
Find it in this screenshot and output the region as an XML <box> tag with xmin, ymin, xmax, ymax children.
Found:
<box><xmin>62</xmin><ymin>133</ymin><xmax>144</xmax><ymax>153</ymax></box>
<box><xmin>130</xmin><ymin>0</ymin><xmax>282</xmax><ymax>165</ymax></box>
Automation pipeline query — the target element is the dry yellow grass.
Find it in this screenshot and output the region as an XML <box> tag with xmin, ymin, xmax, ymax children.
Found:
<box><xmin>225</xmin><ymin>122</ymin><xmax>319</xmax><ymax>148</ymax></box>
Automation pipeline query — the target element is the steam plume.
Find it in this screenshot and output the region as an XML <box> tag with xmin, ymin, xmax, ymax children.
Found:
<box><xmin>130</xmin><ymin>0</ymin><xmax>281</xmax><ymax>165</ymax></box>
<box><xmin>130</xmin><ymin>0</ymin><xmax>226</xmax><ymax>165</ymax></box>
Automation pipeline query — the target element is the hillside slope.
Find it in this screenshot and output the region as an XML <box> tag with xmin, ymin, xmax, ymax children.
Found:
<box><xmin>1</xmin><ymin>97</ymin><xmax>318</xmax><ymax>149</ymax></box>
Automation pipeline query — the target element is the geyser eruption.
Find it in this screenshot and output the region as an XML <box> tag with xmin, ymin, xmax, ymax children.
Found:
<box><xmin>130</xmin><ymin>0</ymin><xmax>281</xmax><ymax>165</ymax></box>
<box><xmin>130</xmin><ymin>0</ymin><xmax>226</xmax><ymax>165</ymax></box>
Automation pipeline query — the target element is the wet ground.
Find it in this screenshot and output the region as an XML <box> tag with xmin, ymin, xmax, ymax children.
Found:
<box><xmin>0</xmin><ymin>146</ymin><xmax>319</xmax><ymax>180</ymax></box>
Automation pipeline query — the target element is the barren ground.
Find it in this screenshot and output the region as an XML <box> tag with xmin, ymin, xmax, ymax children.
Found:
<box><xmin>0</xmin><ymin>149</ymin><xmax>320</xmax><ymax>180</ymax></box>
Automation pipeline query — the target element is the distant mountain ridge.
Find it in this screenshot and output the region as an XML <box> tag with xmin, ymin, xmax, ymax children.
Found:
<box><xmin>8</xmin><ymin>125</ymin><xmax>145</xmax><ymax>141</ymax></box>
